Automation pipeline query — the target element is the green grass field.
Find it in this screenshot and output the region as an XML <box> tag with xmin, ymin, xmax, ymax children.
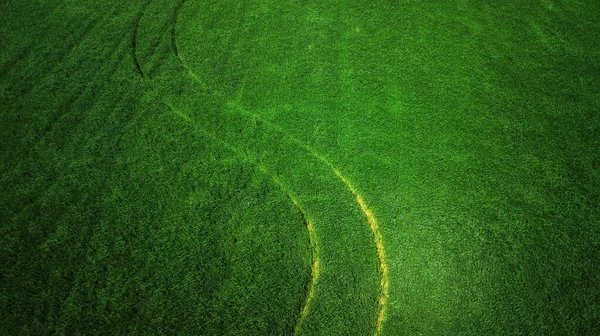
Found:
<box><xmin>1</xmin><ymin>0</ymin><xmax>599</xmax><ymax>334</ymax></box>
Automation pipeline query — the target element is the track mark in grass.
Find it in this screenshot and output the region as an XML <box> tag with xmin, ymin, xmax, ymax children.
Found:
<box><xmin>170</xmin><ymin>0</ymin><xmax>187</xmax><ymax>62</ymax></box>
<box><xmin>296</xmin><ymin>218</ymin><xmax>320</xmax><ymax>335</ymax></box>
<box><xmin>32</xmin><ymin>36</ymin><xmax>133</xmax><ymax>151</ymax></box>
<box><xmin>332</xmin><ymin>169</ymin><xmax>389</xmax><ymax>335</ymax></box>
<box><xmin>270</xmin><ymin>175</ymin><xmax>320</xmax><ymax>336</ymax></box>
<box><xmin>6</xmin><ymin>13</ymin><xmax>102</xmax><ymax>97</ymax></box>
<box><xmin>0</xmin><ymin>3</ymin><xmax>66</xmax><ymax>79</ymax></box>
<box><xmin>168</xmin><ymin>104</ymin><xmax>191</xmax><ymax>122</ymax></box>
<box><xmin>164</xmin><ymin>12</ymin><xmax>387</xmax><ymax>331</ymax></box>
<box><xmin>170</xmin><ymin>0</ymin><xmax>209</xmax><ymax>90</ymax></box>
<box><xmin>0</xmin><ymin>42</ymin><xmax>35</xmax><ymax>79</ymax></box>
<box><xmin>169</xmin><ymin>42</ymin><xmax>389</xmax><ymax>332</ymax></box>
<box><xmin>230</xmin><ymin>103</ymin><xmax>390</xmax><ymax>335</ymax></box>
<box><xmin>135</xmin><ymin>0</ymin><xmax>188</xmax><ymax>78</ymax></box>
<box><xmin>174</xmin><ymin>43</ymin><xmax>206</xmax><ymax>89</ymax></box>
<box><xmin>170</xmin><ymin>0</ymin><xmax>186</xmax><ymax>59</ymax></box>
<box><xmin>164</xmin><ymin>100</ymin><xmax>319</xmax><ymax>334</ymax></box>
<box><xmin>132</xmin><ymin>0</ymin><xmax>153</xmax><ymax>78</ymax></box>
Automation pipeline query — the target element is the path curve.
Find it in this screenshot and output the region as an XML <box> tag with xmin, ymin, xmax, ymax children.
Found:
<box><xmin>134</xmin><ymin>3</ymin><xmax>320</xmax><ymax>329</ymax></box>
<box><xmin>137</xmin><ymin>2</ymin><xmax>388</xmax><ymax>333</ymax></box>
<box><xmin>165</xmin><ymin>100</ymin><xmax>321</xmax><ymax>336</ymax></box>
<box><xmin>173</xmin><ymin>6</ymin><xmax>389</xmax><ymax>332</ymax></box>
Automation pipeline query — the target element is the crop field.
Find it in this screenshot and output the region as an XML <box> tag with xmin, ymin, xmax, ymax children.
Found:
<box><xmin>1</xmin><ymin>0</ymin><xmax>599</xmax><ymax>335</ymax></box>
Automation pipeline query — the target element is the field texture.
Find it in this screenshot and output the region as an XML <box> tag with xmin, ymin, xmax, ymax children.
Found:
<box><xmin>1</xmin><ymin>0</ymin><xmax>599</xmax><ymax>335</ymax></box>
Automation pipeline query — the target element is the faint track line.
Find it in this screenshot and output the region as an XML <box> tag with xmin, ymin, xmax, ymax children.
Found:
<box><xmin>229</xmin><ymin>95</ymin><xmax>390</xmax><ymax>335</ymax></box>
<box><xmin>170</xmin><ymin>0</ymin><xmax>212</xmax><ymax>91</ymax></box>
<box><xmin>270</xmin><ymin>177</ymin><xmax>320</xmax><ymax>336</ymax></box>
<box><xmin>132</xmin><ymin>0</ymin><xmax>153</xmax><ymax>78</ymax></box>
<box><xmin>169</xmin><ymin>6</ymin><xmax>320</xmax><ymax>330</ymax></box>
<box><xmin>133</xmin><ymin>0</ymin><xmax>186</xmax><ymax>79</ymax></box>
<box><xmin>7</xmin><ymin>38</ymin><xmax>139</xmax><ymax>226</ymax></box>
<box><xmin>5</xmin><ymin>13</ymin><xmax>101</xmax><ymax>98</ymax></box>
<box><xmin>164</xmin><ymin>100</ymin><xmax>320</xmax><ymax>335</ymax></box>
<box><xmin>171</xmin><ymin>0</ymin><xmax>248</xmax><ymax>92</ymax></box>
<box><xmin>166</xmin><ymin>7</ymin><xmax>388</xmax><ymax>332</ymax></box>
<box><xmin>198</xmin><ymin>73</ymin><xmax>389</xmax><ymax>336</ymax></box>
<box><xmin>4</xmin><ymin>4</ymin><xmax>148</xmax><ymax>223</ymax></box>
<box><xmin>0</xmin><ymin>2</ymin><xmax>65</xmax><ymax>78</ymax></box>
<box><xmin>170</xmin><ymin>0</ymin><xmax>186</xmax><ymax>60</ymax></box>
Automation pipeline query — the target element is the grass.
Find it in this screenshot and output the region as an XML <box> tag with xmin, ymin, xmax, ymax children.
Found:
<box><xmin>2</xmin><ymin>0</ymin><xmax>600</xmax><ymax>335</ymax></box>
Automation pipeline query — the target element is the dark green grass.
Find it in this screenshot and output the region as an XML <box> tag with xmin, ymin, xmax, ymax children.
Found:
<box><xmin>2</xmin><ymin>0</ymin><xmax>600</xmax><ymax>335</ymax></box>
<box><xmin>1</xmin><ymin>1</ymin><xmax>311</xmax><ymax>335</ymax></box>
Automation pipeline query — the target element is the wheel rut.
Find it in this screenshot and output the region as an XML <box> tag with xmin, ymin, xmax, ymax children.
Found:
<box><xmin>140</xmin><ymin>2</ymin><xmax>387</xmax><ymax>333</ymax></box>
<box><xmin>172</xmin><ymin>21</ymin><xmax>389</xmax><ymax>332</ymax></box>
<box><xmin>132</xmin><ymin>0</ymin><xmax>153</xmax><ymax>78</ymax></box>
<box><xmin>164</xmin><ymin>101</ymin><xmax>320</xmax><ymax>335</ymax></box>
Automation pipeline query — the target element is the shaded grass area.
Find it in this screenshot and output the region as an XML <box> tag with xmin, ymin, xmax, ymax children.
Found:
<box><xmin>1</xmin><ymin>1</ymin><xmax>310</xmax><ymax>335</ymax></box>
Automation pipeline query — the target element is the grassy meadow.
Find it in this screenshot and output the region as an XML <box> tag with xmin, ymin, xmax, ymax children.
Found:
<box><xmin>1</xmin><ymin>0</ymin><xmax>599</xmax><ymax>335</ymax></box>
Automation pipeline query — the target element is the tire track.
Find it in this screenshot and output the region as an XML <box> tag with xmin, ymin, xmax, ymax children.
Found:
<box><xmin>4</xmin><ymin>4</ymin><xmax>145</xmax><ymax>210</ymax></box>
<box><xmin>232</xmin><ymin>103</ymin><xmax>390</xmax><ymax>335</ymax></box>
<box><xmin>0</xmin><ymin>42</ymin><xmax>36</xmax><ymax>80</ymax></box>
<box><xmin>4</xmin><ymin>37</ymin><xmax>139</xmax><ymax>218</ymax></box>
<box><xmin>171</xmin><ymin>0</ymin><xmax>247</xmax><ymax>92</ymax></box>
<box><xmin>137</xmin><ymin>8</ymin><xmax>321</xmax><ymax>321</ymax></box>
<box><xmin>170</xmin><ymin>0</ymin><xmax>186</xmax><ymax>60</ymax></box>
<box><xmin>172</xmin><ymin>15</ymin><xmax>389</xmax><ymax>332</ymax></box>
<box><xmin>132</xmin><ymin>0</ymin><xmax>153</xmax><ymax>78</ymax></box>
<box><xmin>332</xmin><ymin>168</ymin><xmax>389</xmax><ymax>336</ymax></box>
<box><xmin>133</xmin><ymin>0</ymin><xmax>187</xmax><ymax>80</ymax></box>
<box><xmin>36</xmin><ymin>35</ymin><xmax>133</xmax><ymax>145</ymax></box>
<box><xmin>169</xmin><ymin>6</ymin><xmax>320</xmax><ymax>330</ymax></box>
<box><xmin>164</xmin><ymin>100</ymin><xmax>320</xmax><ymax>335</ymax></box>
<box><xmin>171</xmin><ymin>0</ymin><xmax>208</xmax><ymax>90</ymax></box>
